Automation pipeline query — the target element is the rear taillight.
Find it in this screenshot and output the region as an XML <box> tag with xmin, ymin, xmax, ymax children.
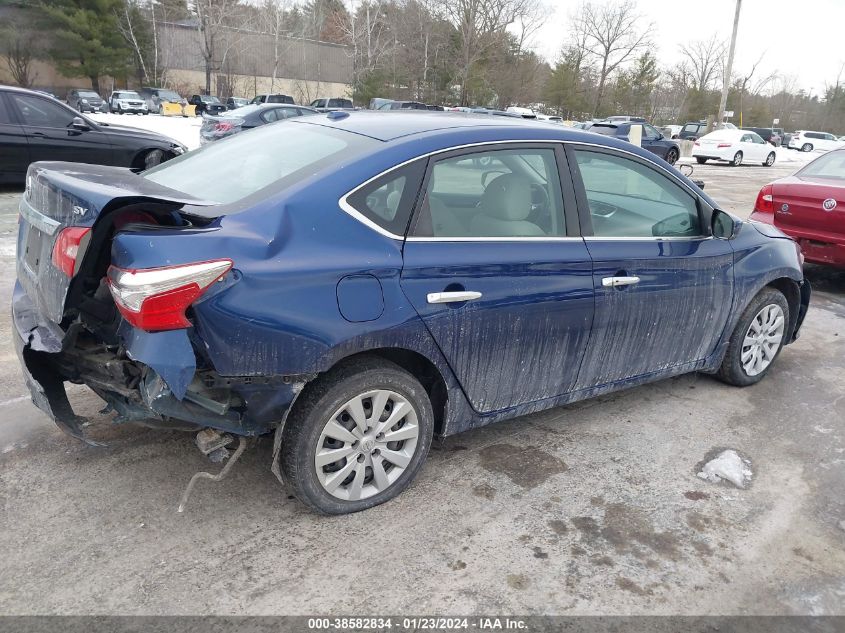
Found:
<box><xmin>215</xmin><ymin>122</ymin><xmax>233</xmax><ymax>132</ymax></box>
<box><xmin>754</xmin><ymin>183</ymin><xmax>774</xmax><ymax>214</ymax></box>
<box><xmin>717</xmin><ymin>143</ymin><xmax>732</xmax><ymax>148</ymax></box>
<box><xmin>52</xmin><ymin>227</ymin><xmax>91</xmax><ymax>277</ymax></box>
<box><xmin>107</xmin><ymin>259</ymin><xmax>233</xmax><ymax>332</ymax></box>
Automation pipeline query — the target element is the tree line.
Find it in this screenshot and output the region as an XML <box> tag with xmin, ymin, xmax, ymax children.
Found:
<box><xmin>2</xmin><ymin>0</ymin><xmax>844</xmax><ymax>132</ymax></box>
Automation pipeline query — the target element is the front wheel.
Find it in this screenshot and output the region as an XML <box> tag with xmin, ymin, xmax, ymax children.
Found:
<box><xmin>764</xmin><ymin>152</ymin><xmax>776</xmax><ymax>166</ymax></box>
<box><xmin>281</xmin><ymin>357</ymin><xmax>434</xmax><ymax>514</ymax></box>
<box><xmin>665</xmin><ymin>148</ymin><xmax>679</xmax><ymax>165</ymax></box>
<box><xmin>731</xmin><ymin>151</ymin><xmax>743</xmax><ymax>166</ymax></box>
<box><xmin>717</xmin><ymin>288</ymin><xmax>790</xmax><ymax>387</ymax></box>
<box><xmin>696</xmin><ymin>157</ymin><xmax>708</xmax><ymax>164</ymax></box>
<box><xmin>142</xmin><ymin>149</ymin><xmax>166</xmax><ymax>169</ymax></box>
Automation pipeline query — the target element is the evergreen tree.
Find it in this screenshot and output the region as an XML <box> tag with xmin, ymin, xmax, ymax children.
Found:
<box><xmin>40</xmin><ymin>0</ymin><xmax>131</xmax><ymax>91</ymax></box>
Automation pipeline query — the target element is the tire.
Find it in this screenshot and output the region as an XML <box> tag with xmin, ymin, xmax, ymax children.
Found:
<box><xmin>142</xmin><ymin>149</ymin><xmax>166</xmax><ymax>169</ymax></box>
<box><xmin>280</xmin><ymin>356</ymin><xmax>434</xmax><ymax>514</ymax></box>
<box><xmin>717</xmin><ymin>288</ymin><xmax>790</xmax><ymax>387</ymax></box>
<box><xmin>801</xmin><ymin>143</ymin><xmax>813</xmax><ymax>152</ymax></box>
<box><xmin>665</xmin><ymin>148</ymin><xmax>679</xmax><ymax>165</ymax></box>
<box><xmin>116</xmin><ymin>106</ymin><xmax>123</xmax><ymax>115</ymax></box>
<box><xmin>696</xmin><ymin>157</ymin><xmax>708</xmax><ymax>164</ymax></box>
<box><xmin>731</xmin><ymin>151</ymin><xmax>743</xmax><ymax>166</ymax></box>
<box><xmin>764</xmin><ymin>152</ymin><xmax>776</xmax><ymax>166</ymax></box>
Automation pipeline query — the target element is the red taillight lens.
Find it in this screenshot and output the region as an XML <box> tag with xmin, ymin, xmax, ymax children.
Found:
<box><xmin>52</xmin><ymin>227</ymin><xmax>91</xmax><ymax>277</ymax></box>
<box><xmin>754</xmin><ymin>183</ymin><xmax>774</xmax><ymax>214</ymax></box>
<box><xmin>215</xmin><ymin>122</ymin><xmax>233</xmax><ymax>132</ymax></box>
<box><xmin>107</xmin><ymin>259</ymin><xmax>233</xmax><ymax>332</ymax></box>
<box><xmin>717</xmin><ymin>143</ymin><xmax>732</xmax><ymax>148</ymax></box>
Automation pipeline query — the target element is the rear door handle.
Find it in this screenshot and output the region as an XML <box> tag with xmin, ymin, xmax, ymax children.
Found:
<box><xmin>602</xmin><ymin>276</ymin><xmax>640</xmax><ymax>288</ymax></box>
<box><xmin>427</xmin><ymin>291</ymin><xmax>482</xmax><ymax>304</ymax></box>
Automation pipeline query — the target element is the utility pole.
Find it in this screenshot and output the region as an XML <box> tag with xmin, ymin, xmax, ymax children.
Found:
<box><xmin>717</xmin><ymin>0</ymin><xmax>742</xmax><ymax>128</ymax></box>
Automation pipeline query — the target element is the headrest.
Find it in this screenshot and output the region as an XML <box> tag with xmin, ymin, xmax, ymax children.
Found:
<box><xmin>479</xmin><ymin>173</ymin><xmax>532</xmax><ymax>221</ymax></box>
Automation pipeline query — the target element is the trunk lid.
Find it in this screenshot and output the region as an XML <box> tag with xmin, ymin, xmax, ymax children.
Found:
<box><xmin>772</xmin><ymin>175</ymin><xmax>845</xmax><ymax>239</ymax></box>
<box><xmin>17</xmin><ymin>162</ymin><xmax>213</xmax><ymax>324</ymax></box>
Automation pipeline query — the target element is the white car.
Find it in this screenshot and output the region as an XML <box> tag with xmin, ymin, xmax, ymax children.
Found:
<box><xmin>505</xmin><ymin>106</ymin><xmax>536</xmax><ymax>118</ymax></box>
<box><xmin>108</xmin><ymin>90</ymin><xmax>148</xmax><ymax>115</ymax></box>
<box><xmin>788</xmin><ymin>130</ymin><xmax>844</xmax><ymax>152</ymax></box>
<box><xmin>691</xmin><ymin>129</ymin><xmax>777</xmax><ymax>167</ymax></box>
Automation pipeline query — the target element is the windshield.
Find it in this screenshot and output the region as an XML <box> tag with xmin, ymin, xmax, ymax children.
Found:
<box><xmin>201</xmin><ymin>96</ymin><xmax>220</xmax><ymax>103</ymax></box>
<box><xmin>78</xmin><ymin>91</ymin><xmax>99</xmax><ymax>98</ymax></box>
<box><xmin>589</xmin><ymin>125</ymin><xmax>618</xmax><ymax>136</ymax></box>
<box><xmin>799</xmin><ymin>150</ymin><xmax>845</xmax><ymax>180</ymax></box>
<box><xmin>116</xmin><ymin>92</ymin><xmax>141</xmax><ymax>99</ymax></box>
<box><xmin>157</xmin><ymin>90</ymin><xmax>181</xmax><ymax>101</ymax></box>
<box><xmin>143</xmin><ymin>122</ymin><xmax>379</xmax><ymax>205</ymax></box>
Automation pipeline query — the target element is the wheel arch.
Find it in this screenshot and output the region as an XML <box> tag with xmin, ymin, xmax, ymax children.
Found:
<box><xmin>766</xmin><ymin>276</ymin><xmax>802</xmax><ymax>341</ymax></box>
<box><xmin>321</xmin><ymin>347</ymin><xmax>450</xmax><ymax>437</ymax></box>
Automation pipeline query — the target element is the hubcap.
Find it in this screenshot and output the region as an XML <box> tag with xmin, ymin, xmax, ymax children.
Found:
<box><xmin>315</xmin><ymin>389</ymin><xmax>419</xmax><ymax>501</ymax></box>
<box><xmin>734</xmin><ymin>153</ymin><xmax>743</xmax><ymax>165</ymax></box>
<box><xmin>741</xmin><ymin>304</ymin><xmax>785</xmax><ymax>376</ymax></box>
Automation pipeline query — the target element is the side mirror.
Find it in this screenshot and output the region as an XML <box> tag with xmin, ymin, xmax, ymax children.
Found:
<box><xmin>711</xmin><ymin>208</ymin><xmax>739</xmax><ymax>240</ymax></box>
<box><xmin>70</xmin><ymin>116</ymin><xmax>90</xmax><ymax>131</ymax></box>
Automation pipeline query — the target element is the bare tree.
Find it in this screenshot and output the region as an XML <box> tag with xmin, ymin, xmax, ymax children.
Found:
<box><xmin>260</xmin><ymin>0</ymin><xmax>295</xmax><ymax>92</ymax></box>
<box><xmin>439</xmin><ymin>0</ymin><xmax>534</xmax><ymax>105</ymax></box>
<box><xmin>679</xmin><ymin>34</ymin><xmax>726</xmax><ymax>92</ymax></box>
<box><xmin>2</xmin><ymin>22</ymin><xmax>38</xmax><ymax>88</ymax></box>
<box><xmin>574</xmin><ymin>0</ymin><xmax>653</xmax><ymax>116</ymax></box>
<box><xmin>193</xmin><ymin>0</ymin><xmax>248</xmax><ymax>94</ymax></box>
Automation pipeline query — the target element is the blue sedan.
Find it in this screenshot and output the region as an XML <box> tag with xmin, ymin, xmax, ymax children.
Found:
<box><xmin>13</xmin><ymin>112</ymin><xmax>809</xmax><ymax>513</ymax></box>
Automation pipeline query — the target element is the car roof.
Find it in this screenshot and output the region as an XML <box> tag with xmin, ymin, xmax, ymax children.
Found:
<box><xmin>0</xmin><ymin>84</ymin><xmax>59</xmax><ymax>97</ymax></box>
<box><xmin>294</xmin><ymin>111</ymin><xmax>588</xmax><ymax>142</ymax></box>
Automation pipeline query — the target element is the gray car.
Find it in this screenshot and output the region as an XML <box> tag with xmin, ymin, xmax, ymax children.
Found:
<box><xmin>67</xmin><ymin>89</ymin><xmax>106</xmax><ymax>113</ymax></box>
<box><xmin>199</xmin><ymin>103</ymin><xmax>318</xmax><ymax>144</ymax></box>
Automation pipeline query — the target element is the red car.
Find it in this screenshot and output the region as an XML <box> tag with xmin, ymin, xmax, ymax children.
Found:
<box><xmin>750</xmin><ymin>149</ymin><xmax>845</xmax><ymax>267</ymax></box>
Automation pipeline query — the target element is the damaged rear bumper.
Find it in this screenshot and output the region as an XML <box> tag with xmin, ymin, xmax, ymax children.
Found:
<box><xmin>13</xmin><ymin>281</ymin><xmax>309</xmax><ymax>442</ymax></box>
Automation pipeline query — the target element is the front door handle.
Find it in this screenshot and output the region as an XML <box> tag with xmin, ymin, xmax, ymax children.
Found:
<box><xmin>602</xmin><ymin>276</ymin><xmax>640</xmax><ymax>288</ymax></box>
<box><xmin>427</xmin><ymin>291</ymin><xmax>483</xmax><ymax>304</ymax></box>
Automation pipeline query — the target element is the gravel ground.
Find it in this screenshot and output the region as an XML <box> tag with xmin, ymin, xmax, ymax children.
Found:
<box><xmin>0</xmin><ymin>155</ymin><xmax>843</xmax><ymax>616</ymax></box>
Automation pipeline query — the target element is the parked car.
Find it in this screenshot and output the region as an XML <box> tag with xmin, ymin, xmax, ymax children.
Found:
<box><xmin>692</xmin><ymin>130</ymin><xmax>777</xmax><ymax>167</ymax></box>
<box><xmin>226</xmin><ymin>97</ymin><xmax>249</xmax><ymax>110</ymax></box>
<box><xmin>782</xmin><ymin>132</ymin><xmax>794</xmax><ymax>148</ymax></box>
<box><xmin>606</xmin><ymin>115</ymin><xmax>646</xmax><ymax>123</ymax></box>
<box><xmin>741</xmin><ymin>127</ymin><xmax>781</xmax><ymax>146</ymax></box>
<box><xmin>788</xmin><ymin>130</ymin><xmax>844</xmax><ymax>152</ymax></box>
<box><xmin>310</xmin><ymin>97</ymin><xmax>354</xmax><ymax>112</ymax></box>
<box><xmin>376</xmin><ymin>100</ymin><xmax>428</xmax><ymax>110</ymax></box>
<box><xmin>589</xmin><ymin>121</ymin><xmax>681</xmax><ymax>164</ymax></box>
<box><xmin>750</xmin><ymin>148</ymin><xmax>845</xmax><ymax>267</ymax></box>
<box><xmin>251</xmin><ymin>93</ymin><xmax>295</xmax><ymax>105</ymax></box>
<box><xmin>67</xmin><ymin>89</ymin><xmax>106</xmax><ymax>113</ymax></box>
<box><xmin>199</xmin><ymin>103</ymin><xmax>318</xmax><ymax>144</ymax></box>
<box><xmin>505</xmin><ymin>106</ymin><xmax>536</xmax><ymax>118</ymax></box>
<box><xmin>189</xmin><ymin>94</ymin><xmax>227</xmax><ymax>116</ymax></box>
<box><xmin>108</xmin><ymin>90</ymin><xmax>148</xmax><ymax>115</ymax></box>
<box><xmin>12</xmin><ymin>112</ymin><xmax>809</xmax><ymax>513</ymax></box>
<box><xmin>679</xmin><ymin>121</ymin><xmax>709</xmax><ymax>141</ymax></box>
<box><xmin>0</xmin><ymin>85</ymin><xmax>185</xmax><ymax>184</ymax></box>
<box><xmin>368</xmin><ymin>97</ymin><xmax>393</xmax><ymax>110</ymax></box>
<box><xmin>661</xmin><ymin>124</ymin><xmax>682</xmax><ymax>139</ymax></box>
<box><xmin>138</xmin><ymin>87</ymin><xmax>183</xmax><ymax>113</ymax></box>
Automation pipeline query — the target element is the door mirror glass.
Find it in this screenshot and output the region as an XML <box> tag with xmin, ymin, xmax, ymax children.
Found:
<box><xmin>71</xmin><ymin>116</ymin><xmax>89</xmax><ymax>130</ymax></box>
<box><xmin>711</xmin><ymin>209</ymin><xmax>736</xmax><ymax>239</ymax></box>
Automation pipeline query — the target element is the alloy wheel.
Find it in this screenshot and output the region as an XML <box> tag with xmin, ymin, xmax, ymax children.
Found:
<box><xmin>143</xmin><ymin>149</ymin><xmax>165</xmax><ymax>169</ymax></box>
<box><xmin>741</xmin><ymin>304</ymin><xmax>785</xmax><ymax>377</ymax></box>
<box><xmin>315</xmin><ymin>389</ymin><xmax>420</xmax><ymax>501</ymax></box>
<box><xmin>765</xmin><ymin>152</ymin><xmax>775</xmax><ymax>166</ymax></box>
<box><xmin>666</xmin><ymin>149</ymin><xmax>679</xmax><ymax>165</ymax></box>
<box><xmin>732</xmin><ymin>151</ymin><xmax>743</xmax><ymax>166</ymax></box>
<box><xmin>801</xmin><ymin>143</ymin><xmax>813</xmax><ymax>152</ymax></box>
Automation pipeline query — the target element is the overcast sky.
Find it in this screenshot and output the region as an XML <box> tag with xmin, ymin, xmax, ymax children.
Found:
<box><xmin>533</xmin><ymin>0</ymin><xmax>845</xmax><ymax>96</ymax></box>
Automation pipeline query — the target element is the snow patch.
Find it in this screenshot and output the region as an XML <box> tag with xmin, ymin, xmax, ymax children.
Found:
<box><xmin>697</xmin><ymin>449</ymin><xmax>753</xmax><ymax>489</ymax></box>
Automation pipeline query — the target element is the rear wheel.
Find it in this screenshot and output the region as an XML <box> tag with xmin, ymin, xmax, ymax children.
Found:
<box><xmin>731</xmin><ymin>151</ymin><xmax>743</xmax><ymax>166</ymax></box>
<box><xmin>717</xmin><ymin>288</ymin><xmax>789</xmax><ymax>387</ymax></box>
<box><xmin>281</xmin><ymin>357</ymin><xmax>434</xmax><ymax>514</ymax></box>
<box><xmin>764</xmin><ymin>152</ymin><xmax>776</xmax><ymax>166</ymax></box>
<box><xmin>696</xmin><ymin>157</ymin><xmax>708</xmax><ymax>164</ymax></box>
<box><xmin>801</xmin><ymin>143</ymin><xmax>813</xmax><ymax>152</ymax></box>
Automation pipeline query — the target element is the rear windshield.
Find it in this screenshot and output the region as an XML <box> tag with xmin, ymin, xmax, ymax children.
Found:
<box><xmin>143</xmin><ymin>122</ymin><xmax>379</xmax><ymax>205</ymax></box>
<box><xmin>589</xmin><ymin>125</ymin><xmax>618</xmax><ymax>136</ymax></box>
<box><xmin>799</xmin><ymin>150</ymin><xmax>845</xmax><ymax>180</ymax></box>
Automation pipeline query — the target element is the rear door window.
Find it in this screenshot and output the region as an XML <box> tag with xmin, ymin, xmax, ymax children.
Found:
<box><xmin>345</xmin><ymin>162</ymin><xmax>426</xmax><ymax>236</ymax></box>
